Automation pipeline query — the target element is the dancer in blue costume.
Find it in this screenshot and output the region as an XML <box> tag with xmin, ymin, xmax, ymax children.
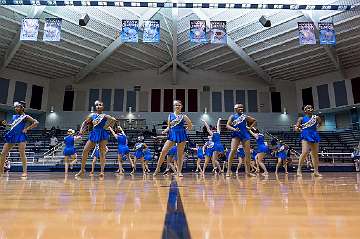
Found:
<box><xmin>143</xmin><ymin>148</ymin><xmax>152</xmax><ymax>173</ymax></box>
<box><xmin>226</xmin><ymin>104</ymin><xmax>256</xmax><ymax>177</ymax></box>
<box><xmin>235</xmin><ymin>144</ymin><xmax>245</xmax><ymax>175</ymax></box>
<box><xmin>0</xmin><ymin>101</ymin><xmax>38</xmax><ymax>177</ymax></box>
<box><xmin>250</xmin><ymin>147</ymin><xmax>259</xmax><ymax>173</ymax></box>
<box><xmin>89</xmin><ymin>144</ymin><xmax>108</xmax><ymax>176</ymax></box>
<box><xmin>221</xmin><ymin>148</ymin><xmax>233</xmax><ymax>173</ymax></box>
<box><xmin>249</xmin><ymin>128</ymin><xmax>269</xmax><ymax>176</ymax></box>
<box><xmin>164</xmin><ymin>145</ymin><xmax>178</xmax><ymax>175</ymax></box>
<box><xmin>109</xmin><ymin>126</ymin><xmax>133</xmax><ymax>175</ymax></box>
<box><xmin>153</xmin><ymin>100</ymin><xmax>192</xmax><ymax>177</ymax></box>
<box><xmin>201</xmin><ymin>118</ymin><xmax>223</xmax><ymax>175</ymax></box>
<box><xmin>275</xmin><ymin>141</ymin><xmax>289</xmax><ymax>174</ymax></box>
<box><xmin>63</xmin><ymin>129</ymin><xmax>82</xmax><ymax>175</ymax></box>
<box><xmin>190</xmin><ymin>144</ymin><xmax>205</xmax><ymax>173</ymax></box>
<box><xmin>132</xmin><ymin>136</ymin><xmax>149</xmax><ymax>175</ymax></box>
<box><xmin>294</xmin><ymin>105</ymin><xmax>322</xmax><ymax>177</ymax></box>
<box><xmin>75</xmin><ymin>100</ymin><xmax>116</xmax><ymax>178</ymax></box>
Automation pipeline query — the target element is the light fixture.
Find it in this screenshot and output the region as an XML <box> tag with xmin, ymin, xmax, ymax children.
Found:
<box><xmin>283</xmin><ymin>107</ymin><xmax>287</xmax><ymax>115</ymax></box>
<box><xmin>204</xmin><ymin>107</ymin><xmax>208</xmax><ymax>114</ymax></box>
<box><xmin>128</xmin><ymin>106</ymin><xmax>132</xmax><ymax>113</ymax></box>
<box><xmin>50</xmin><ymin>106</ymin><xmax>54</xmax><ymax>113</ymax></box>
<box><xmin>90</xmin><ymin>106</ymin><xmax>94</xmax><ymax>113</ymax></box>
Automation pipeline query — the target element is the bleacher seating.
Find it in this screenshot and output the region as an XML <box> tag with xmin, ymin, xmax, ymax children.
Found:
<box><xmin>1</xmin><ymin>124</ymin><xmax>359</xmax><ymax>169</ymax></box>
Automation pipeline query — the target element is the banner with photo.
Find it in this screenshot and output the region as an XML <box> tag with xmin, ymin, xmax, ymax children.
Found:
<box><xmin>298</xmin><ymin>22</ymin><xmax>316</xmax><ymax>45</ymax></box>
<box><xmin>121</xmin><ymin>20</ymin><xmax>139</xmax><ymax>43</ymax></box>
<box><xmin>319</xmin><ymin>22</ymin><xmax>336</xmax><ymax>45</ymax></box>
<box><xmin>210</xmin><ymin>21</ymin><xmax>227</xmax><ymax>44</ymax></box>
<box><xmin>20</xmin><ymin>18</ymin><xmax>39</xmax><ymax>41</ymax></box>
<box><xmin>43</xmin><ymin>18</ymin><xmax>62</xmax><ymax>42</ymax></box>
<box><xmin>189</xmin><ymin>20</ymin><xmax>207</xmax><ymax>43</ymax></box>
<box><xmin>143</xmin><ymin>20</ymin><xmax>160</xmax><ymax>43</ymax></box>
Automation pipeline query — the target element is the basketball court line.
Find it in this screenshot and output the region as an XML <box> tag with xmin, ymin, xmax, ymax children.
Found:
<box><xmin>162</xmin><ymin>178</ymin><xmax>191</xmax><ymax>239</ymax></box>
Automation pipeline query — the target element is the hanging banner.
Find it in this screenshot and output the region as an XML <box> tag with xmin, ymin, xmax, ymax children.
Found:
<box><xmin>189</xmin><ymin>20</ymin><xmax>207</xmax><ymax>43</ymax></box>
<box><xmin>319</xmin><ymin>22</ymin><xmax>336</xmax><ymax>45</ymax></box>
<box><xmin>121</xmin><ymin>20</ymin><xmax>139</xmax><ymax>43</ymax></box>
<box><xmin>143</xmin><ymin>20</ymin><xmax>160</xmax><ymax>43</ymax></box>
<box><xmin>43</xmin><ymin>18</ymin><xmax>62</xmax><ymax>42</ymax></box>
<box><xmin>20</xmin><ymin>18</ymin><xmax>39</xmax><ymax>41</ymax></box>
<box><xmin>298</xmin><ymin>22</ymin><xmax>316</xmax><ymax>45</ymax></box>
<box><xmin>210</xmin><ymin>21</ymin><xmax>227</xmax><ymax>44</ymax></box>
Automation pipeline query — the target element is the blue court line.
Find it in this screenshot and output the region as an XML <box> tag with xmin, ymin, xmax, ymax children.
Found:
<box><xmin>162</xmin><ymin>179</ymin><xmax>191</xmax><ymax>239</ymax></box>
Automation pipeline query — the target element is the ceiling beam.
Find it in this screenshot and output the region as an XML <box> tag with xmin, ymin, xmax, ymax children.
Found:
<box><xmin>192</xmin><ymin>8</ymin><xmax>271</xmax><ymax>83</ymax></box>
<box><xmin>190</xmin><ymin>51</ymin><xmax>233</xmax><ymax>68</ymax></box>
<box><xmin>267</xmin><ymin>53</ymin><xmax>328</xmax><ymax>71</ymax></box>
<box><xmin>75</xmin><ymin>8</ymin><xmax>161</xmax><ymax>82</ymax></box>
<box><xmin>228</xmin><ymin>38</ymin><xmax>269</xmax><ymax>83</ymax></box>
<box><xmin>204</xmin><ymin>57</ymin><xmax>240</xmax><ymax>70</ymax></box>
<box><xmin>171</xmin><ymin>6</ymin><xmax>178</xmax><ymax>85</ymax></box>
<box><xmin>177</xmin><ymin>60</ymin><xmax>190</xmax><ymax>73</ymax></box>
<box><xmin>159</xmin><ymin>12</ymin><xmax>173</xmax><ymax>58</ymax></box>
<box><xmin>180</xmin><ymin>45</ymin><xmax>223</xmax><ymax>61</ymax></box>
<box><xmin>75</xmin><ymin>38</ymin><xmax>124</xmax><ymax>81</ymax></box>
<box><xmin>158</xmin><ymin>60</ymin><xmax>190</xmax><ymax>74</ymax></box>
<box><xmin>0</xmin><ymin>6</ymin><xmax>45</xmax><ymax>72</ymax></box>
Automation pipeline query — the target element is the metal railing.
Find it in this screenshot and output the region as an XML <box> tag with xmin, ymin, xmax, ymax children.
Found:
<box><xmin>7</xmin><ymin>151</ymin><xmax>35</xmax><ymax>165</ymax></box>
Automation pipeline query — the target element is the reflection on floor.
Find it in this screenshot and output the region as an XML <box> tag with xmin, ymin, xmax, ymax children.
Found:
<box><xmin>0</xmin><ymin>172</ymin><xmax>360</xmax><ymax>239</ymax></box>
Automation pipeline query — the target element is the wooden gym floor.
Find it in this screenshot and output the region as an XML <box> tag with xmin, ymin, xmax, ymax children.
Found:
<box><xmin>0</xmin><ymin>172</ymin><xmax>359</xmax><ymax>239</ymax></box>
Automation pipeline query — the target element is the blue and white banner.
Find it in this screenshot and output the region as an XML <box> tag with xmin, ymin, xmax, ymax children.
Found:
<box><xmin>143</xmin><ymin>20</ymin><xmax>160</xmax><ymax>43</ymax></box>
<box><xmin>43</xmin><ymin>18</ymin><xmax>62</xmax><ymax>42</ymax></box>
<box><xmin>210</xmin><ymin>21</ymin><xmax>227</xmax><ymax>44</ymax></box>
<box><xmin>319</xmin><ymin>22</ymin><xmax>336</xmax><ymax>45</ymax></box>
<box><xmin>298</xmin><ymin>22</ymin><xmax>316</xmax><ymax>45</ymax></box>
<box><xmin>190</xmin><ymin>20</ymin><xmax>207</xmax><ymax>43</ymax></box>
<box><xmin>20</xmin><ymin>18</ymin><xmax>39</xmax><ymax>41</ymax></box>
<box><xmin>121</xmin><ymin>20</ymin><xmax>139</xmax><ymax>43</ymax></box>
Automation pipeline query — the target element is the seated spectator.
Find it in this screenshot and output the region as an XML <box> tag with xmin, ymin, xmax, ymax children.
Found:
<box><xmin>50</xmin><ymin>136</ymin><xmax>58</xmax><ymax>150</ymax></box>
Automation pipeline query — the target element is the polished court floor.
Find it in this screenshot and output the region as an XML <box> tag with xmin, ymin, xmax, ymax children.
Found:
<box><xmin>0</xmin><ymin>172</ymin><xmax>360</xmax><ymax>239</ymax></box>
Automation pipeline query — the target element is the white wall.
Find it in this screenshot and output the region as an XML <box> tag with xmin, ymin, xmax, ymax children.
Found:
<box><xmin>0</xmin><ymin>68</ymin><xmax>50</xmax><ymax>111</ymax></box>
<box><xmin>295</xmin><ymin>66</ymin><xmax>360</xmax><ymax>112</ymax></box>
<box><xmin>43</xmin><ymin>69</ymin><xmax>300</xmax><ymax>130</ymax></box>
<box><xmin>47</xmin><ymin>69</ymin><xmax>298</xmax><ymax>114</ymax></box>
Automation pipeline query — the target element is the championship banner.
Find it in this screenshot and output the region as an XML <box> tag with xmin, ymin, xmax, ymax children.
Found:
<box><xmin>189</xmin><ymin>20</ymin><xmax>207</xmax><ymax>43</ymax></box>
<box><xmin>298</xmin><ymin>22</ymin><xmax>316</xmax><ymax>45</ymax></box>
<box><xmin>210</xmin><ymin>21</ymin><xmax>227</xmax><ymax>44</ymax></box>
<box><xmin>20</xmin><ymin>18</ymin><xmax>39</xmax><ymax>41</ymax></box>
<box><xmin>43</xmin><ymin>18</ymin><xmax>62</xmax><ymax>42</ymax></box>
<box><xmin>143</xmin><ymin>20</ymin><xmax>160</xmax><ymax>43</ymax></box>
<box><xmin>121</xmin><ymin>20</ymin><xmax>139</xmax><ymax>43</ymax></box>
<box><xmin>319</xmin><ymin>22</ymin><xmax>336</xmax><ymax>45</ymax></box>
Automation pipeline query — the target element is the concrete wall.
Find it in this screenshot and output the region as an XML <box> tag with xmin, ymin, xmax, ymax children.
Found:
<box><xmin>0</xmin><ymin>68</ymin><xmax>50</xmax><ymax>111</ymax></box>
<box><xmin>295</xmin><ymin>66</ymin><xmax>360</xmax><ymax>112</ymax></box>
<box><xmin>47</xmin><ymin>69</ymin><xmax>298</xmax><ymax>113</ymax></box>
